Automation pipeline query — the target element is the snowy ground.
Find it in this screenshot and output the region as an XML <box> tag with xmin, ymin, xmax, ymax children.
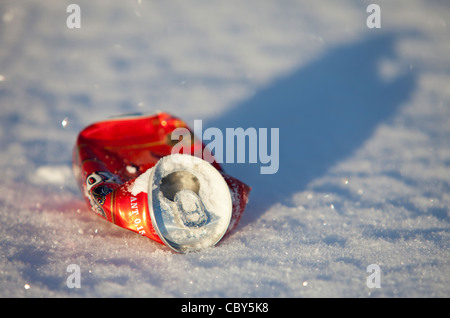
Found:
<box><xmin>0</xmin><ymin>0</ymin><xmax>449</xmax><ymax>297</ymax></box>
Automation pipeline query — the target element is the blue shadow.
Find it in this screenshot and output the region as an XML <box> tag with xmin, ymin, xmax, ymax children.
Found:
<box><xmin>205</xmin><ymin>32</ymin><xmax>417</xmax><ymax>217</ymax></box>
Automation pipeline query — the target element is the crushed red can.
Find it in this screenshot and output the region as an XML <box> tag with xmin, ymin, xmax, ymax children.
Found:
<box><xmin>72</xmin><ymin>112</ymin><xmax>251</xmax><ymax>253</ymax></box>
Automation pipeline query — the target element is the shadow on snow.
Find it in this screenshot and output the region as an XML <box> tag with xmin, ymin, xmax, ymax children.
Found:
<box><xmin>206</xmin><ymin>32</ymin><xmax>417</xmax><ymax>224</ymax></box>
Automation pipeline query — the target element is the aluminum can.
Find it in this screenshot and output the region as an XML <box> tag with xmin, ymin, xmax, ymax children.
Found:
<box><xmin>72</xmin><ymin>112</ymin><xmax>251</xmax><ymax>253</ymax></box>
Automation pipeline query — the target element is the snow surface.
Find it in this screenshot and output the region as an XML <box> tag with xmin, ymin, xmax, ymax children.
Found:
<box><xmin>0</xmin><ymin>0</ymin><xmax>449</xmax><ymax>297</ymax></box>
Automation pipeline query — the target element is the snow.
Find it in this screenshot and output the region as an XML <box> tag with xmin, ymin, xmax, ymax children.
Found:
<box><xmin>129</xmin><ymin>166</ymin><xmax>152</xmax><ymax>196</ymax></box>
<box><xmin>0</xmin><ymin>0</ymin><xmax>449</xmax><ymax>297</ymax></box>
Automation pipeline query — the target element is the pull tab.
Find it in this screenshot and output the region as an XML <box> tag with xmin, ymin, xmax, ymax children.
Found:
<box><xmin>174</xmin><ymin>190</ymin><xmax>207</xmax><ymax>228</ymax></box>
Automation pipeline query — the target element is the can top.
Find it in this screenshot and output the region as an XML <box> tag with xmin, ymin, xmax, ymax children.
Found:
<box><xmin>148</xmin><ymin>154</ymin><xmax>232</xmax><ymax>253</ymax></box>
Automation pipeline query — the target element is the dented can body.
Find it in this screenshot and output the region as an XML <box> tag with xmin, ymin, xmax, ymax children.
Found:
<box><xmin>72</xmin><ymin>112</ymin><xmax>250</xmax><ymax>252</ymax></box>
